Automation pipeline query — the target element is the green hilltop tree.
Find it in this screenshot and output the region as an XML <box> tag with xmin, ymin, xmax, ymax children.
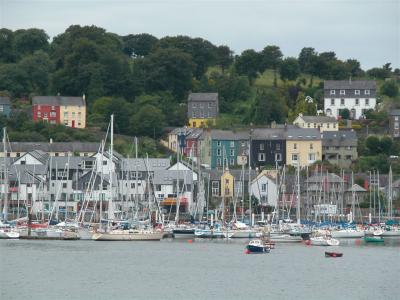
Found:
<box><xmin>234</xmin><ymin>49</ymin><xmax>261</xmax><ymax>85</ymax></box>
<box><xmin>288</xmin><ymin>92</ymin><xmax>317</xmax><ymax>121</ymax></box>
<box><xmin>260</xmin><ymin>45</ymin><xmax>283</xmax><ymax>87</ymax></box>
<box><xmin>279</xmin><ymin>57</ymin><xmax>300</xmax><ymax>81</ymax></box>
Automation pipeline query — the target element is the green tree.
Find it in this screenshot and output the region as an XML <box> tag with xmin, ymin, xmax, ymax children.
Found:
<box><xmin>142</xmin><ymin>47</ymin><xmax>195</xmax><ymax>99</ymax></box>
<box><xmin>288</xmin><ymin>92</ymin><xmax>317</xmax><ymax>121</ymax></box>
<box><xmin>13</xmin><ymin>28</ymin><xmax>49</xmax><ymax>58</ymax></box>
<box><xmin>260</xmin><ymin>45</ymin><xmax>283</xmax><ymax>87</ymax></box>
<box><xmin>345</xmin><ymin>59</ymin><xmax>363</xmax><ymax>77</ymax></box>
<box><xmin>249</xmin><ymin>89</ymin><xmax>287</xmax><ymax>124</ymax></box>
<box><xmin>215</xmin><ymin>45</ymin><xmax>233</xmax><ymax>73</ymax></box>
<box><xmin>365</xmin><ymin>135</ymin><xmax>381</xmax><ymax>155</ymax></box>
<box><xmin>380</xmin><ymin>80</ymin><xmax>399</xmax><ymax>97</ymax></box>
<box><xmin>122</xmin><ymin>33</ymin><xmax>158</xmax><ymax>57</ymax></box>
<box><xmin>234</xmin><ymin>49</ymin><xmax>261</xmax><ymax>84</ymax></box>
<box><xmin>339</xmin><ymin>108</ymin><xmax>350</xmax><ymax>120</ymax></box>
<box><xmin>0</xmin><ymin>28</ymin><xmax>15</xmax><ymax>63</ymax></box>
<box><xmin>279</xmin><ymin>57</ymin><xmax>300</xmax><ymax>81</ymax></box>
<box><xmin>130</xmin><ymin>104</ymin><xmax>166</xmax><ymax>137</ymax></box>
<box><xmin>0</xmin><ymin>63</ymin><xmax>29</xmax><ymax>97</ymax></box>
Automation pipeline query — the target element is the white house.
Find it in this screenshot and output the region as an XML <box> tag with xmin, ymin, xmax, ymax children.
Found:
<box><xmin>251</xmin><ymin>170</ymin><xmax>278</xmax><ymax>207</ymax></box>
<box><xmin>293</xmin><ymin>114</ymin><xmax>338</xmax><ymax>132</ymax></box>
<box><xmin>324</xmin><ymin>80</ymin><xmax>376</xmax><ymax>119</ymax></box>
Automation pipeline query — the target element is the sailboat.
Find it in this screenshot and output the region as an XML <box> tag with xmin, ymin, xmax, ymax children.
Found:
<box><xmin>92</xmin><ymin>115</ymin><xmax>163</xmax><ymax>241</ymax></box>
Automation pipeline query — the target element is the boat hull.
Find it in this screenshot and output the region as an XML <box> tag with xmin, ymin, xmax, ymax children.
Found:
<box><xmin>331</xmin><ymin>230</ymin><xmax>364</xmax><ymax>238</ymax></box>
<box><xmin>325</xmin><ymin>252</ymin><xmax>343</xmax><ymax>257</ymax></box>
<box><xmin>246</xmin><ymin>245</ymin><xmax>270</xmax><ymax>253</ymax></box>
<box><xmin>310</xmin><ymin>237</ymin><xmax>340</xmax><ymax>246</ymax></box>
<box><xmin>0</xmin><ymin>230</ymin><xmax>20</xmax><ymax>239</ymax></box>
<box><xmin>364</xmin><ymin>237</ymin><xmax>384</xmax><ymax>243</ymax></box>
<box><xmin>173</xmin><ymin>229</ymin><xmax>195</xmax><ymax>239</ymax></box>
<box><xmin>92</xmin><ymin>231</ymin><xmax>163</xmax><ymax>241</ymax></box>
<box><xmin>270</xmin><ymin>234</ymin><xmax>303</xmax><ymax>243</ymax></box>
<box><xmin>230</xmin><ymin>230</ymin><xmax>259</xmax><ymax>239</ymax></box>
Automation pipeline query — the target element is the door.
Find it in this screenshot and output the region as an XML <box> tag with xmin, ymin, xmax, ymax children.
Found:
<box><xmin>72</xmin><ymin>120</ymin><xmax>75</xmax><ymax>128</ymax></box>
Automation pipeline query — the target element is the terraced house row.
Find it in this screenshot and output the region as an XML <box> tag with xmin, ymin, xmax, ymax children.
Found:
<box><xmin>168</xmin><ymin>120</ymin><xmax>358</xmax><ymax>169</ymax></box>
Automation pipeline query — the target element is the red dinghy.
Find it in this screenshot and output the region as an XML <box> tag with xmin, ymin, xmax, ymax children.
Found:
<box><xmin>325</xmin><ymin>251</ymin><xmax>343</xmax><ymax>258</ymax></box>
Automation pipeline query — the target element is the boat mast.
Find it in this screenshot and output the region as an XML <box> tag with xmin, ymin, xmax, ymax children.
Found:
<box><xmin>248</xmin><ymin>131</ymin><xmax>252</xmax><ymax>227</ymax></box>
<box><xmin>2</xmin><ymin>127</ymin><xmax>8</xmax><ymax>222</ymax></box>
<box><xmin>296</xmin><ymin>164</ymin><xmax>301</xmax><ymax>225</ymax></box>
<box><xmin>175</xmin><ymin>136</ymin><xmax>180</xmax><ymax>223</ymax></box>
<box><xmin>388</xmin><ymin>166</ymin><xmax>393</xmax><ymax>221</ymax></box>
<box><xmin>107</xmin><ymin>114</ymin><xmax>114</xmax><ymax>231</ymax></box>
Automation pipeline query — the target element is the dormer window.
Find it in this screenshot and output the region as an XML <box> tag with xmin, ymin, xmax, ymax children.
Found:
<box><xmin>340</xmin><ymin>90</ymin><xmax>345</xmax><ymax>95</ymax></box>
<box><xmin>192</xmin><ymin>103</ymin><xmax>196</xmax><ymax>108</ymax></box>
<box><xmin>365</xmin><ymin>90</ymin><xmax>370</xmax><ymax>95</ymax></box>
<box><xmin>330</xmin><ymin>90</ymin><xmax>335</xmax><ymax>95</ymax></box>
<box><xmin>355</xmin><ymin>90</ymin><xmax>360</xmax><ymax>95</ymax></box>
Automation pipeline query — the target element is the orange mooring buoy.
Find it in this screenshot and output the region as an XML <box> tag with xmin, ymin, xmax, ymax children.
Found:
<box><xmin>188</xmin><ymin>239</ymin><xmax>193</xmax><ymax>244</ymax></box>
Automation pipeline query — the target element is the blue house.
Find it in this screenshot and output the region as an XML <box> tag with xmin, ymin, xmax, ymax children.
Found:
<box><xmin>0</xmin><ymin>97</ymin><xmax>11</xmax><ymax>118</ymax></box>
<box><xmin>210</xmin><ymin>130</ymin><xmax>249</xmax><ymax>169</ymax></box>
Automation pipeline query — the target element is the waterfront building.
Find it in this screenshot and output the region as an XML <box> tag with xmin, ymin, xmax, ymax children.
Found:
<box><xmin>285</xmin><ymin>128</ymin><xmax>322</xmax><ymax>167</ymax></box>
<box><xmin>187</xmin><ymin>92</ymin><xmax>219</xmax><ymax>128</ymax></box>
<box><xmin>32</xmin><ymin>95</ymin><xmax>86</xmax><ymax>128</ymax></box>
<box><xmin>323</xmin><ymin>80</ymin><xmax>376</xmax><ymax>119</ymax></box>
<box><xmin>251</xmin><ymin>170</ymin><xmax>278</xmax><ymax>207</ymax></box>
<box><xmin>389</xmin><ymin>109</ymin><xmax>400</xmax><ymax>138</ymax></box>
<box><xmin>322</xmin><ymin>130</ymin><xmax>358</xmax><ymax>168</ymax></box>
<box><xmin>293</xmin><ymin>114</ymin><xmax>338</xmax><ymax>132</ymax></box>
<box><xmin>251</xmin><ymin>128</ymin><xmax>286</xmax><ymax>169</ymax></box>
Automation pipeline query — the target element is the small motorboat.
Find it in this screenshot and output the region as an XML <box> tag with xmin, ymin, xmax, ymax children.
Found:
<box><xmin>364</xmin><ymin>236</ymin><xmax>384</xmax><ymax>243</ymax></box>
<box><xmin>246</xmin><ymin>239</ymin><xmax>271</xmax><ymax>254</ymax></box>
<box><xmin>325</xmin><ymin>251</ymin><xmax>343</xmax><ymax>258</ymax></box>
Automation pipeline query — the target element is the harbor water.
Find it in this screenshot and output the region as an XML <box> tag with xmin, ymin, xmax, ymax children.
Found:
<box><xmin>1</xmin><ymin>238</ymin><xmax>399</xmax><ymax>300</ymax></box>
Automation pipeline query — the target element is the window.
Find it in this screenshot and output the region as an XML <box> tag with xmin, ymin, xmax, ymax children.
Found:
<box><xmin>230</xmin><ymin>149</ymin><xmax>235</xmax><ymax>156</ymax></box>
<box><xmin>292</xmin><ymin>154</ymin><xmax>298</xmax><ymax>161</ymax></box>
<box><xmin>276</xmin><ymin>144</ymin><xmax>280</xmax><ymax>151</ymax></box>
<box><xmin>310</xmin><ymin>143</ymin><xmax>313</xmax><ymax>150</ymax></box>
<box><xmin>64</xmin><ymin>120</ymin><xmax>68</xmax><ymax>125</ymax></box>
<box><xmin>308</xmin><ymin>153</ymin><xmax>316</xmax><ymax>161</ymax></box>
<box><xmin>217</xmin><ymin>141</ymin><xmax>221</xmax><ymax>147</ymax></box>
<box><xmin>230</xmin><ymin>141</ymin><xmax>235</xmax><ymax>148</ymax></box>
<box><xmin>340</xmin><ymin>99</ymin><xmax>345</xmax><ymax>105</ymax></box>
<box><xmin>43</xmin><ymin>113</ymin><xmax>48</xmax><ymax>118</ymax></box>
<box><xmin>62</xmin><ymin>183</ymin><xmax>67</xmax><ymax>188</ymax></box>
<box><xmin>355</xmin><ymin>90</ymin><xmax>360</xmax><ymax>95</ymax></box>
<box><xmin>275</xmin><ymin>153</ymin><xmax>282</xmax><ymax>161</ymax></box>
<box><xmin>37</xmin><ymin>112</ymin><xmax>41</xmax><ymax>118</ymax></box>
<box><xmin>333</xmin><ymin>123</ymin><xmax>336</xmax><ymax>128</ymax></box>
<box><xmin>72</xmin><ymin>112</ymin><xmax>76</xmax><ymax>118</ymax></box>
<box><xmin>208</xmin><ymin>102</ymin><xmax>212</xmax><ymax>108</ymax></box>
<box><xmin>365</xmin><ymin>98</ymin><xmax>369</xmax><ymax>106</ymax></box>
<box><xmin>395</xmin><ymin>116</ymin><xmax>399</xmax><ymax>121</ymax></box>
<box><xmin>340</xmin><ymin>90</ymin><xmax>345</xmax><ymax>95</ymax></box>
<box><xmin>330</xmin><ymin>90</ymin><xmax>335</xmax><ymax>95</ymax></box>
<box><xmin>21</xmin><ymin>160</ymin><xmax>26</xmax><ymax>165</ymax></box>
<box><xmin>331</xmin><ymin>99</ymin><xmax>335</xmax><ymax>106</ymax></box>
<box><xmin>64</xmin><ymin>112</ymin><xmax>68</xmax><ymax>118</ymax></box>
<box><xmin>156</xmin><ymin>185</ymin><xmax>161</xmax><ymax>191</ymax></box>
<box><xmin>365</xmin><ymin>89</ymin><xmax>370</xmax><ymax>95</ymax></box>
<box><xmin>261</xmin><ymin>183</ymin><xmax>267</xmax><ymax>192</ymax></box>
<box><xmin>260</xmin><ymin>143</ymin><xmax>264</xmax><ymax>151</ymax></box>
<box><xmin>217</xmin><ymin>148</ymin><xmax>221</xmax><ymax>156</ymax></box>
<box><xmin>16</xmin><ymin>152</ymin><xmax>20</xmax><ymax>157</ymax></box>
<box><xmin>103</xmin><ymin>160</ymin><xmax>107</xmax><ymax>165</ymax></box>
<box><xmin>192</xmin><ymin>111</ymin><xmax>196</xmax><ymax>118</ymax></box>
<box><xmin>327</xmin><ymin>123</ymin><xmax>330</xmax><ymax>128</ymax></box>
<box><xmin>230</xmin><ymin>158</ymin><xmax>235</xmax><ymax>165</ymax></box>
<box><xmin>193</xmin><ymin>103</ymin><xmax>197</xmax><ymax>108</ymax></box>
<box><xmin>0</xmin><ymin>105</ymin><xmax>3</xmax><ymax>112</ymax></box>
<box><xmin>293</xmin><ymin>143</ymin><xmax>297</xmax><ymax>150</ymax></box>
<box><xmin>50</xmin><ymin>112</ymin><xmax>56</xmax><ymax>118</ymax></box>
<box><xmin>355</xmin><ymin>98</ymin><xmax>359</xmax><ymax>105</ymax></box>
<box><xmin>258</xmin><ymin>153</ymin><xmax>265</xmax><ymax>161</ymax></box>
<box><xmin>212</xmin><ymin>181</ymin><xmax>219</xmax><ymax>196</ymax></box>
<box><xmin>217</xmin><ymin>158</ymin><xmax>221</xmax><ymax>166</ymax></box>
<box><xmin>307</xmin><ymin>123</ymin><xmax>310</xmax><ymax>128</ymax></box>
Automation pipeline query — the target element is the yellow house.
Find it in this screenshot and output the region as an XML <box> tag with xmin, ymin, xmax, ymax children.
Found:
<box><xmin>221</xmin><ymin>169</ymin><xmax>234</xmax><ymax>198</ymax></box>
<box><xmin>293</xmin><ymin>114</ymin><xmax>338</xmax><ymax>132</ymax></box>
<box><xmin>187</xmin><ymin>92</ymin><xmax>219</xmax><ymax>128</ymax></box>
<box><xmin>59</xmin><ymin>96</ymin><xmax>86</xmax><ymax>129</ymax></box>
<box><xmin>286</xmin><ymin>128</ymin><xmax>322</xmax><ymax>167</ymax></box>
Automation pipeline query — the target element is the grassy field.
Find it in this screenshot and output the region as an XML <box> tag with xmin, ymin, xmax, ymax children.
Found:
<box><xmin>254</xmin><ymin>69</ymin><xmax>323</xmax><ymax>88</ymax></box>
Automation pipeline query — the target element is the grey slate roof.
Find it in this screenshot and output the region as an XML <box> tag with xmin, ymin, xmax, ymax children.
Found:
<box><xmin>322</xmin><ymin>130</ymin><xmax>358</xmax><ymax>146</ymax></box>
<box><xmin>153</xmin><ymin>169</ymin><xmax>193</xmax><ymax>185</ymax></box>
<box><xmin>252</xmin><ymin>128</ymin><xmax>285</xmax><ymax>140</ymax></box>
<box><xmin>188</xmin><ymin>93</ymin><xmax>218</xmax><ymax>102</ymax></box>
<box><xmin>0</xmin><ymin>96</ymin><xmax>11</xmax><ymax>105</ymax></box>
<box><xmin>324</xmin><ymin>80</ymin><xmax>376</xmax><ymax>90</ymax></box>
<box><xmin>389</xmin><ymin>109</ymin><xmax>400</xmax><ymax>116</ymax></box>
<box><xmin>285</xmin><ymin>128</ymin><xmax>321</xmax><ymax>140</ymax></box>
<box><xmin>211</xmin><ymin>130</ymin><xmax>249</xmax><ymax>140</ymax></box>
<box><xmin>306</xmin><ymin>173</ymin><xmax>345</xmax><ymax>184</ymax></box>
<box><xmin>8</xmin><ymin>165</ymin><xmax>47</xmax><ymax>184</ymax></box>
<box><xmin>207</xmin><ymin>169</ymin><xmax>257</xmax><ymax>181</ymax></box>
<box><xmin>121</xmin><ymin>158</ymin><xmax>170</xmax><ymax>172</ymax></box>
<box><xmin>28</xmin><ymin>150</ymin><xmax>49</xmax><ymax>165</ymax></box>
<box><xmin>50</xmin><ymin>156</ymin><xmax>92</xmax><ymax>170</ymax></box>
<box><xmin>299</xmin><ymin>115</ymin><xmax>337</xmax><ymax>123</ymax></box>
<box><xmin>186</xmin><ymin>128</ymin><xmax>203</xmax><ymax>139</ymax></box>
<box><xmin>0</xmin><ymin>142</ymin><xmax>100</xmax><ymax>153</ymax></box>
<box><xmin>32</xmin><ymin>96</ymin><xmax>85</xmax><ymax>106</ymax></box>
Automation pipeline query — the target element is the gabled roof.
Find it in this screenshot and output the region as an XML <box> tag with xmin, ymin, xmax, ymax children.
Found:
<box><xmin>188</xmin><ymin>93</ymin><xmax>218</xmax><ymax>102</ymax></box>
<box><xmin>252</xmin><ymin>128</ymin><xmax>285</xmax><ymax>140</ymax></box>
<box><xmin>19</xmin><ymin>150</ymin><xmax>49</xmax><ymax>165</ymax></box>
<box><xmin>211</xmin><ymin>130</ymin><xmax>249</xmax><ymax>140</ymax></box>
<box><xmin>153</xmin><ymin>169</ymin><xmax>193</xmax><ymax>185</ymax></box>
<box><xmin>32</xmin><ymin>96</ymin><xmax>85</xmax><ymax>106</ymax></box>
<box><xmin>322</xmin><ymin>130</ymin><xmax>358</xmax><ymax>146</ymax></box>
<box><xmin>306</xmin><ymin>173</ymin><xmax>345</xmax><ymax>184</ymax></box>
<box><xmin>0</xmin><ymin>96</ymin><xmax>11</xmax><ymax>105</ymax></box>
<box><xmin>298</xmin><ymin>115</ymin><xmax>337</xmax><ymax>123</ymax></box>
<box><xmin>347</xmin><ymin>184</ymin><xmax>367</xmax><ymax>192</ymax></box>
<box><xmin>324</xmin><ymin>80</ymin><xmax>376</xmax><ymax>90</ymax></box>
<box><xmin>0</xmin><ymin>142</ymin><xmax>100</xmax><ymax>153</ymax></box>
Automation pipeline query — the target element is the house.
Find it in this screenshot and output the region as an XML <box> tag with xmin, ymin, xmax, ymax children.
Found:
<box><xmin>293</xmin><ymin>114</ymin><xmax>338</xmax><ymax>132</ymax></box>
<box><xmin>210</xmin><ymin>130</ymin><xmax>249</xmax><ymax>169</ymax></box>
<box><xmin>187</xmin><ymin>92</ymin><xmax>219</xmax><ymax>128</ymax></box>
<box><xmin>324</xmin><ymin>80</ymin><xmax>376</xmax><ymax>119</ymax></box>
<box><xmin>168</xmin><ymin>127</ymin><xmax>195</xmax><ymax>153</ymax></box>
<box><xmin>285</xmin><ymin>128</ymin><xmax>321</xmax><ymax>167</ymax></box>
<box><xmin>32</xmin><ymin>95</ymin><xmax>86</xmax><ymax>128</ymax></box>
<box><xmin>0</xmin><ymin>96</ymin><xmax>11</xmax><ymax>117</ymax></box>
<box><xmin>251</xmin><ymin>128</ymin><xmax>286</xmax><ymax>168</ymax></box>
<box><xmin>183</xmin><ymin>128</ymin><xmax>203</xmax><ymax>158</ymax></box>
<box><xmin>0</xmin><ymin>142</ymin><xmax>100</xmax><ymax>158</ymax></box>
<box><xmin>322</xmin><ymin>130</ymin><xmax>358</xmax><ymax>168</ymax></box>
<box><xmin>389</xmin><ymin>109</ymin><xmax>400</xmax><ymax>138</ymax></box>
<box><xmin>251</xmin><ymin>170</ymin><xmax>278</xmax><ymax>207</ymax></box>
<box><xmin>208</xmin><ymin>169</ymin><xmax>257</xmax><ymax>199</ymax></box>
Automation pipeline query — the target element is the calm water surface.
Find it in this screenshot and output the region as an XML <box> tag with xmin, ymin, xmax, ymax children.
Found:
<box><xmin>1</xmin><ymin>238</ymin><xmax>399</xmax><ymax>300</ymax></box>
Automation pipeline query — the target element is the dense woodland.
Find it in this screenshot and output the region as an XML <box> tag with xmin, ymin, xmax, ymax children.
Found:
<box><xmin>0</xmin><ymin>25</ymin><xmax>400</xmax><ymax>171</ymax></box>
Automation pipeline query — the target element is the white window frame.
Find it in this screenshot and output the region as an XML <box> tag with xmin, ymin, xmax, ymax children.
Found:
<box><xmin>260</xmin><ymin>143</ymin><xmax>264</xmax><ymax>151</ymax></box>
<box><xmin>216</xmin><ymin>141</ymin><xmax>221</xmax><ymax>147</ymax></box>
<box><xmin>365</xmin><ymin>98</ymin><xmax>369</xmax><ymax>106</ymax></box>
<box><xmin>275</xmin><ymin>153</ymin><xmax>282</xmax><ymax>161</ymax></box>
<box><xmin>230</xmin><ymin>149</ymin><xmax>234</xmax><ymax>156</ymax></box>
<box><xmin>230</xmin><ymin>141</ymin><xmax>235</xmax><ymax>148</ymax></box>
<box><xmin>292</xmin><ymin>154</ymin><xmax>298</xmax><ymax>161</ymax></box>
<box><xmin>355</xmin><ymin>90</ymin><xmax>360</xmax><ymax>95</ymax></box>
<box><xmin>340</xmin><ymin>99</ymin><xmax>345</xmax><ymax>106</ymax></box>
<box><xmin>355</xmin><ymin>98</ymin><xmax>359</xmax><ymax>106</ymax></box>
<box><xmin>365</xmin><ymin>89</ymin><xmax>370</xmax><ymax>95</ymax></box>
<box><xmin>340</xmin><ymin>90</ymin><xmax>345</xmax><ymax>95</ymax></box>
<box><xmin>261</xmin><ymin>183</ymin><xmax>267</xmax><ymax>192</ymax></box>
<box><xmin>229</xmin><ymin>158</ymin><xmax>235</xmax><ymax>165</ymax></box>
<box><xmin>258</xmin><ymin>153</ymin><xmax>265</xmax><ymax>162</ymax></box>
<box><xmin>330</xmin><ymin>99</ymin><xmax>335</xmax><ymax>106</ymax></box>
<box><xmin>330</xmin><ymin>90</ymin><xmax>335</xmax><ymax>95</ymax></box>
<box><xmin>217</xmin><ymin>148</ymin><xmax>221</xmax><ymax>156</ymax></box>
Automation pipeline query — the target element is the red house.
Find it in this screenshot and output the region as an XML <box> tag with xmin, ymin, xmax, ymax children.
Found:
<box><xmin>32</xmin><ymin>96</ymin><xmax>60</xmax><ymax>124</ymax></box>
<box><xmin>183</xmin><ymin>128</ymin><xmax>203</xmax><ymax>157</ymax></box>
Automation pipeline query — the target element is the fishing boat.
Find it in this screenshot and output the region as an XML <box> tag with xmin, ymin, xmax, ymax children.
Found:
<box><xmin>92</xmin><ymin>229</ymin><xmax>163</xmax><ymax>241</ymax></box>
<box><xmin>19</xmin><ymin>227</ymin><xmax>80</xmax><ymax>240</ymax></box>
<box><xmin>246</xmin><ymin>239</ymin><xmax>271</xmax><ymax>254</ymax></box>
<box><xmin>325</xmin><ymin>251</ymin><xmax>343</xmax><ymax>258</ymax></box>
<box><xmin>364</xmin><ymin>236</ymin><xmax>384</xmax><ymax>243</ymax></box>
<box><xmin>330</xmin><ymin>228</ymin><xmax>365</xmax><ymax>238</ymax></box>
<box><xmin>309</xmin><ymin>236</ymin><xmax>340</xmax><ymax>246</ymax></box>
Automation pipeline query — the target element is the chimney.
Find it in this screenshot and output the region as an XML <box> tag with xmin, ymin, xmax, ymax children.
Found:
<box><xmin>82</xmin><ymin>93</ymin><xmax>86</xmax><ymax>101</ymax></box>
<box><xmin>49</xmin><ymin>138</ymin><xmax>53</xmax><ymax>144</ymax></box>
<box><xmin>349</xmin><ymin>76</ymin><xmax>352</xmax><ymax>85</ymax></box>
<box><xmin>271</xmin><ymin>121</ymin><xmax>277</xmax><ymax>128</ymax></box>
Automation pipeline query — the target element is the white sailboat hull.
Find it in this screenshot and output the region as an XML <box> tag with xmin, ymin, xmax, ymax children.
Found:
<box><xmin>310</xmin><ymin>236</ymin><xmax>340</xmax><ymax>246</ymax></box>
<box><xmin>270</xmin><ymin>234</ymin><xmax>303</xmax><ymax>243</ymax></box>
<box><xmin>92</xmin><ymin>230</ymin><xmax>163</xmax><ymax>241</ymax></box>
<box><xmin>331</xmin><ymin>230</ymin><xmax>365</xmax><ymax>238</ymax></box>
<box><xmin>0</xmin><ymin>230</ymin><xmax>20</xmax><ymax>239</ymax></box>
<box><xmin>381</xmin><ymin>230</ymin><xmax>400</xmax><ymax>237</ymax></box>
<box><xmin>230</xmin><ymin>230</ymin><xmax>259</xmax><ymax>239</ymax></box>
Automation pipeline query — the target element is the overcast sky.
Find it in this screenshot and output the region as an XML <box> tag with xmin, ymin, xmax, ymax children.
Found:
<box><xmin>1</xmin><ymin>0</ymin><xmax>399</xmax><ymax>69</ymax></box>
